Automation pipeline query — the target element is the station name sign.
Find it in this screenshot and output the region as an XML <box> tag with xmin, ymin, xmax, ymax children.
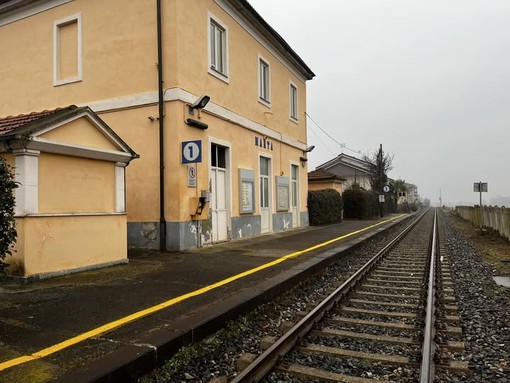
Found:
<box><xmin>255</xmin><ymin>136</ymin><xmax>273</xmax><ymax>151</ymax></box>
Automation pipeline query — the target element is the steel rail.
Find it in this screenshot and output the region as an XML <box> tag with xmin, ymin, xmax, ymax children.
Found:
<box><xmin>419</xmin><ymin>209</ymin><xmax>438</xmax><ymax>382</ymax></box>
<box><xmin>230</xmin><ymin>209</ymin><xmax>430</xmax><ymax>383</ymax></box>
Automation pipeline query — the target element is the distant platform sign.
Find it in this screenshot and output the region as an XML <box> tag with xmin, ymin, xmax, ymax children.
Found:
<box><xmin>473</xmin><ymin>182</ymin><xmax>488</xmax><ymax>193</ymax></box>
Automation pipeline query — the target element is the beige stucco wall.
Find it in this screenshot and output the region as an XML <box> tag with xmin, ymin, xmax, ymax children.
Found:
<box><xmin>0</xmin><ymin>0</ymin><xmax>157</xmax><ymax>116</ymax></box>
<box><xmin>309</xmin><ymin>181</ymin><xmax>343</xmax><ymax>194</ymax></box>
<box><xmin>12</xmin><ymin>214</ymin><xmax>127</xmax><ymax>277</ymax></box>
<box><xmin>142</xmin><ymin>101</ymin><xmax>309</xmax><ymax>222</ymax></box>
<box><xmin>99</xmin><ymin>99</ymin><xmax>310</xmax><ymax>224</ymax></box>
<box><xmin>6</xmin><ymin>128</ymin><xmax>128</xmax><ymax>277</ymax></box>
<box><xmin>38</xmin><ymin>153</ymin><xmax>115</xmax><ymax>214</ymax></box>
<box><xmin>170</xmin><ymin>0</ymin><xmax>308</xmax><ymax>143</ymax></box>
<box><xmin>0</xmin><ymin>0</ymin><xmax>308</xmax><ymax>143</ymax></box>
<box><xmin>98</xmin><ymin>105</ymin><xmax>160</xmax><ymax>222</ymax></box>
<box><xmin>41</xmin><ymin>117</ymin><xmax>119</xmax><ymax>151</ymax></box>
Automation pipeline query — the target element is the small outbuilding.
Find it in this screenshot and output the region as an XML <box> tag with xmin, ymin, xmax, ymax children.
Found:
<box><xmin>308</xmin><ymin>169</ymin><xmax>346</xmax><ymax>194</ymax></box>
<box><xmin>0</xmin><ymin>105</ymin><xmax>138</xmax><ymax>279</ymax></box>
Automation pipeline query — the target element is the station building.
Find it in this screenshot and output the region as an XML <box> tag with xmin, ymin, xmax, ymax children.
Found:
<box><xmin>0</xmin><ymin>0</ymin><xmax>315</xmax><ymax>265</ymax></box>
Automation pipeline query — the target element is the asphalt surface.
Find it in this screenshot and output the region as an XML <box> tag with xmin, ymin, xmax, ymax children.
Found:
<box><xmin>0</xmin><ymin>215</ymin><xmax>408</xmax><ymax>382</ymax></box>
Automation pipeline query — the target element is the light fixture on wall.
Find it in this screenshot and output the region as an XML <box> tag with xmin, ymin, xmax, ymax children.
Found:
<box><xmin>300</xmin><ymin>145</ymin><xmax>314</xmax><ymax>167</ymax></box>
<box><xmin>186</xmin><ymin>95</ymin><xmax>210</xmax><ymax>129</ymax></box>
<box><xmin>186</xmin><ymin>118</ymin><xmax>208</xmax><ymax>130</ymax></box>
<box><xmin>188</xmin><ymin>95</ymin><xmax>210</xmax><ymax>115</ymax></box>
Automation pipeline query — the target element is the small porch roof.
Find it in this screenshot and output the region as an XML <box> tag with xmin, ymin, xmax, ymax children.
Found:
<box><xmin>0</xmin><ymin>105</ymin><xmax>139</xmax><ymax>163</ymax></box>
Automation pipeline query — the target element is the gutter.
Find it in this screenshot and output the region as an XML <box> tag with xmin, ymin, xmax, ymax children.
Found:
<box><xmin>156</xmin><ymin>0</ymin><xmax>166</xmax><ymax>251</ymax></box>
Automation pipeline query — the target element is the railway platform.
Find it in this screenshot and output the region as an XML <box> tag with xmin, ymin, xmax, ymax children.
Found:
<box><xmin>0</xmin><ymin>214</ymin><xmax>408</xmax><ymax>383</ymax></box>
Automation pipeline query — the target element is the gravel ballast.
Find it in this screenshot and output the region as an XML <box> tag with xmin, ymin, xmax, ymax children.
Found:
<box><xmin>439</xmin><ymin>211</ymin><xmax>510</xmax><ymax>383</ymax></box>
<box><xmin>141</xmin><ymin>212</ymin><xmax>510</xmax><ymax>382</ymax></box>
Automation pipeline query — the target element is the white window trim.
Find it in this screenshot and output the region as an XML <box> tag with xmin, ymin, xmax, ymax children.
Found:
<box><xmin>207</xmin><ymin>12</ymin><xmax>229</xmax><ymax>83</ymax></box>
<box><xmin>258</xmin><ymin>54</ymin><xmax>271</xmax><ymax>107</ymax></box>
<box><xmin>289</xmin><ymin>80</ymin><xmax>299</xmax><ymax>123</ymax></box>
<box><xmin>13</xmin><ymin>149</ymin><xmax>40</xmax><ymax>215</ymax></box>
<box><xmin>258</xmin><ymin>152</ymin><xmax>274</xmax><ymax>224</ymax></box>
<box><xmin>208</xmin><ymin>136</ymin><xmax>233</xmax><ymax>232</ymax></box>
<box><xmin>53</xmin><ymin>12</ymin><xmax>82</xmax><ymax>87</ymax></box>
<box><xmin>115</xmin><ymin>162</ymin><xmax>127</xmax><ymax>213</ymax></box>
<box><xmin>290</xmin><ymin>161</ymin><xmax>300</xmax><ymax>205</ymax></box>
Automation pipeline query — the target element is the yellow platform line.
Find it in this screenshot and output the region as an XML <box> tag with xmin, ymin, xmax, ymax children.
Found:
<box><xmin>0</xmin><ymin>215</ymin><xmax>403</xmax><ymax>372</ymax></box>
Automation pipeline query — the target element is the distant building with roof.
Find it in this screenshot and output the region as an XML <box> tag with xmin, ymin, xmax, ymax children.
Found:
<box><xmin>316</xmin><ymin>153</ymin><xmax>372</xmax><ymax>190</ymax></box>
<box><xmin>399</xmin><ymin>182</ymin><xmax>419</xmax><ymax>205</ymax></box>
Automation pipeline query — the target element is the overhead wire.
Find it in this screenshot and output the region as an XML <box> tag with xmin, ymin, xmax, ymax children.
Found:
<box><xmin>305</xmin><ymin>112</ymin><xmax>362</xmax><ymax>156</ymax></box>
<box><xmin>307</xmin><ymin>123</ymin><xmax>336</xmax><ymax>157</ymax></box>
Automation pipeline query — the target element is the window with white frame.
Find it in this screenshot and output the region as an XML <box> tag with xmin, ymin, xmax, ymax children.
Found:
<box><xmin>290</xmin><ymin>82</ymin><xmax>298</xmax><ymax>121</ymax></box>
<box><xmin>53</xmin><ymin>13</ymin><xmax>82</xmax><ymax>86</ymax></box>
<box><xmin>209</xmin><ymin>15</ymin><xmax>228</xmax><ymax>80</ymax></box>
<box><xmin>258</xmin><ymin>56</ymin><xmax>270</xmax><ymax>105</ymax></box>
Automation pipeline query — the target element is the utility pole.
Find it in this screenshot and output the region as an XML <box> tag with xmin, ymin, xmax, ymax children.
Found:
<box><xmin>379</xmin><ymin>144</ymin><xmax>384</xmax><ymax>218</ymax></box>
<box><xmin>479</xmin><ymin>181</ymin><xmax>482</xmax><ymax>206</ymax></box>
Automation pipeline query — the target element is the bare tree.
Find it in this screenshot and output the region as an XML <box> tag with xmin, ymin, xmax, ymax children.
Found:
<box><xmin>362</xmin><ymin>145</ymin><xmax>394</xmax><ymax>193</ymax></box>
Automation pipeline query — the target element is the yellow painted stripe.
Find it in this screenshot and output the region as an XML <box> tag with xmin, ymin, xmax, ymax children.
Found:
<box><xmin>0</xmin><ymin>215</ymin><xmax>403</xmax><ymax>372</ymax></box>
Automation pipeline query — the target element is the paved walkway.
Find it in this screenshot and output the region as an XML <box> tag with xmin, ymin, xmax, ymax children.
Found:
<box><xmin>0</xmin><ymin>215</ymin><xmax>407</xmax><ymax>382</ymax></box>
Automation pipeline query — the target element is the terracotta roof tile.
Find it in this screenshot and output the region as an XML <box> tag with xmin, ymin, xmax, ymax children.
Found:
<box><xmin>308</xmin><ymin>169</ymin><xmax>346</xmax><ymax>182</ymax></box>
<box><xmin>0</xmin><ymin>105</ymin><xmax>139</xmax><ymax>159</ymax></box>
<box><xmin>0</xmin><ymin>107</ymin><xmax>70</xmax><ymax>137</ymax></box>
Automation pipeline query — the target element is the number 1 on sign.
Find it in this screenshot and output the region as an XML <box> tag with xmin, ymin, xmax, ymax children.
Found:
<box><xmin>182</xmin><ymin>140</ymin><xmax>202</xmax><ymax>163</ymax></box>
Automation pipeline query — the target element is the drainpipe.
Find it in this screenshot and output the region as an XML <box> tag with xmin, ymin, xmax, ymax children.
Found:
<box><xmin>157</xmin><ymin>0</ymin><xmax>166</xmax><ymax>251</ymax></box>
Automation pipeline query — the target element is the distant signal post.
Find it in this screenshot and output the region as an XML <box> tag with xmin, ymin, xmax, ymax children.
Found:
<box><xmin>473</xmin><ymin>181</ymin><xmax>488</xmax><ymax>206</ymax></box>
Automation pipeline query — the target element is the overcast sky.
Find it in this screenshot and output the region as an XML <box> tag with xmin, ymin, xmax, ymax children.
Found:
<box><xmin>249</xmin><ymin>0</ymin><xmax>510</xmax><ymax>207</ymax></box>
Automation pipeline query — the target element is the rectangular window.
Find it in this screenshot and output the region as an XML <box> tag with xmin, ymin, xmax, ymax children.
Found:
<box><xmin>290</xmin><ymin>82</ymin><xmax>298</xmax><ymax>121</ymax></box>
<box><xmin>208</xmin><ymin>15</ymin><xmax>228</xmax><ymax>81</ymax></box>
<box><xmin>53</xmin><ymin>13</ymin><xmax>82</xmax><ymax>86</ymax></box>
<box><xmin>211</xmin><ymin>143</ymin><xmax>226</xmax><ymax>169</ymax></box>
<box><xmin>291</xmin><ymin>164</ymin><xmax>298</xmax><ymax>207</ymax></box>
<box><xmin>258</xmin><ymin>56</ymin><xmax>270</xmax><ymax>105</ymax></box>
<box><xmin>259</xmin><ymin>157</ymin><xmax>270</xmax><ymax>208</ymax></box>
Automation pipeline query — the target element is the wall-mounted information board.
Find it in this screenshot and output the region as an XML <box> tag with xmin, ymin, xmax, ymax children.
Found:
<box><xmin>276</xmin><ymin>176</ymin><xmax>290</xmax><ymax>211</ymax></box>
<box><xmin>239</xmin><ymin>169</ymin><xmax>255</xmax><ymax>214</ymax></box>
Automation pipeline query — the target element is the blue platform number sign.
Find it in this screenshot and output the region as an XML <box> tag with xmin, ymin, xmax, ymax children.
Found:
<box><xmin>182</xmin><ymin>140</ymin><xmax>202</xmax><ymax>164</ymax></box>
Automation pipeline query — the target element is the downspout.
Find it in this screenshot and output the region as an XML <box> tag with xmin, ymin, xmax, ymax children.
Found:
<box><xmin>157</xmin><ymin>0</ymin><xmax>166</xmax><ymax>251</ymax></box>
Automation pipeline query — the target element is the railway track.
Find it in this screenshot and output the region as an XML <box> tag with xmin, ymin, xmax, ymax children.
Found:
<box><xmin>232</xmin><ymin>209</ymin><xmax>468</xmax><ymax>382</ymax></box>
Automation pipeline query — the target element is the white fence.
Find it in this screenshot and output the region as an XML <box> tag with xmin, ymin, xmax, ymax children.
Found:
<box><xmin>455</xmin><ymin>206</ymin><xmax>510</xmax><ymax>241</ymax></box>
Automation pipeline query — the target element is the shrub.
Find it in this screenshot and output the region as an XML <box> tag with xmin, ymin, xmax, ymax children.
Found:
<box><xmin>0</xmin><ymin>156</ymin><xmax>17</xmax><ymax>274</ymax></box>
<box><xmin>307</xmin><ymin>189</ymin><xmax>343</xmax><ymax>226</ymax></box>
<box><xmin>343</xmin><ymin>187</ymin><xmax>379</xmax><ymax>219</ymax></box>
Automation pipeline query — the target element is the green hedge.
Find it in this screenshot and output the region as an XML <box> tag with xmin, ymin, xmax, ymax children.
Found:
<box><xmin>307</xmin><ymin>189</ymin><xmax>343</xmax><ymax>226</ymax></box>
<box><xmin>343</xmin><ymin>188</ymin><xmax>379</xmax><ymax>219</ymax></box>
<box><xmin>0</xmin><ymin>156</ymin><xmax>17</xmax><ymax>274</ymax></box>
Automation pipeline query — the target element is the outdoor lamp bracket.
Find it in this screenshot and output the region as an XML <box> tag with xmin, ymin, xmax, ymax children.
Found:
<box><xmin>188</xmin><ymin>95</ymin><xmax>210</xmax><ymax>116</ymax></box>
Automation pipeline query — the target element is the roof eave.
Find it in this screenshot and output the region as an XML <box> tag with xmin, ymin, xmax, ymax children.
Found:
<box><xmin>0</xmin><ymin>106</ymin><xmax>139</xmax><ymax>161</ymax></box>
<box><xmin>229</xmin><ymin>0</ymin><xmax>315</xmax><ymax>80</ymax></box>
